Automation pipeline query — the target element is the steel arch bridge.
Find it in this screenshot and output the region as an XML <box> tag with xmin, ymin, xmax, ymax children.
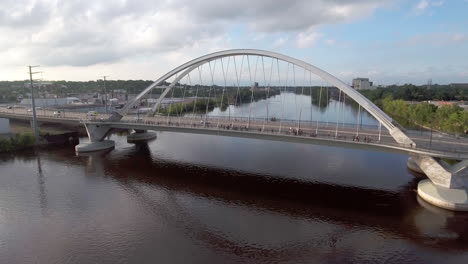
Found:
<box><xmin>111</xmin><ymin>49</ymin><xmax>414</xmax><ymax>146</ymax></box>
<box><xmin>73</xmin><ymin>49</ymin><xmax>467</xmax><ymax>211</ymax></box>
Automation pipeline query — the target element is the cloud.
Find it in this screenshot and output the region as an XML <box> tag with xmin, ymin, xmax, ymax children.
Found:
<box><xmin>413</xmin><ymin>0</ymin><xmax>444</xmax><ymax>15</ymax></box>
<box><xmin>296</xmin><ymin>30</ymin><xmax>322</xmax><ymax>48</ymax></box>
<box><xmin>0</xmin><ymin>0</ymin><xmax>395</xmax><ymax>69</ymax></box>
<box><xmin>325</xmin><ymin>39</ymin><xmax>337</xmax><ymax>46</ymax></box>
<box><xmin>272</xmin><ymin>37</ymin><xmax>289</xmax><ymax>49</ymax></box>
<box><xmin>415</xmin><ymin>0</ymin><xmax>429</xmax><ymax>11</ymax></box>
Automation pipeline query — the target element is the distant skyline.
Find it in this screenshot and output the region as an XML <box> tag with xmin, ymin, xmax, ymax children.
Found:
<box><xmin>1</xmin><ymin>0</ymin><xmax>467</xmax><ymax>85</ymax></box>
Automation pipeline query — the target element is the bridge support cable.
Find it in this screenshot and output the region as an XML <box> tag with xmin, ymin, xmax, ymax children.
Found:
<box><xmin>316</xmin><ymin>84</ymin><xmax>322</xmax><ymax>135</ymax></box>
<box><xmin>233</xmin><ymin>55</ymin><xmax>244</xmax><ymax>116</ymax></box>
<box><xmin>356</xmin><ymin>104</ymin><xmax>361</xmax><ymax>137</ymax></box>
<box><xmin>309</xmin><ymin>71</ymin><xmax>313</xmax><ymax>134</ymax></box>
<box><xmin>341</xmin><ymin>93</ymin><xmax>346</xmax><ymax>130</ymax></box>
<box><xmin>246</xmin><ymin>55</ymin><xmax>254</xmax><ymax>129</ymax></box>
<box><xmin>219</xmin><ymin>57</ymin><xmax>230</xmax><ymax>127</ymax></box>
<box><xmin>326</xmin><ymin>86</ymin><xmax>329</xmax><ymax>128</ymax></box>
<box><xmin>206</xmin><ymin>60</ymin><xmax>217</xmax><ymax>126</ymax></box>
<box><xmin>298</xmin><ymin>68</ymin><xmax>306</xmax><ymax>131</ymax></box>
<box><xmin>378</xmin><ymin>122</ymin><xmax>382</xmax><ymax>143</ymax></box>
<box><xmin>278</xmin><ymin>60</ymin><xmax>286</xmax><ymax>133</ymax></box>
<box><xmin>197</xmin><ymin>66</ymin><xmax>205</xmax><ymax>125</ymax></box>
<box><xmin>261</xmin><ymin>57</ymin><xmax>274</xmax><ymax>132</ymax></box>
<box><xmin>167</xmin><ymin>73</ymin><xmax>178</xmax><ymax>125</ymax></box>
<box><xmin>267</xmin><ymin>58</ymin><xmax>274</xmax><ymax>128</ymax></box>
<box><xmin>260</xmin><ymin>57</ymin><xmax>267</xmax><ymax>131</ymax></box>
<box><xmin>177</xmin><ymin>80</ymin><xmax>188</xmax><ymax>125</ymax></box>
<box><xmin>335</xmin><ymin>89</ymin><xmax>342</xmax><ymax>138</ymax></box>
<box><xmin>292</xmin><ymin>64</ymin><xmax>299</xmax><ymax>130</ymax></box>
<box><xmin>189</xmin><ymin>71</ymin><xmax>199</xmax><ymax>126</ymax></box>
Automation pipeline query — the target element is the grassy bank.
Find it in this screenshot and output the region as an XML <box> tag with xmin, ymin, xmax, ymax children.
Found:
<box><xmin>0</xmin><ymin>132</ymin><xmax>36</xmax><ymax>152</ymax></box>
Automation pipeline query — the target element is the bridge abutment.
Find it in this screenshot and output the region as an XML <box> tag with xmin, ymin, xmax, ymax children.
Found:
<box><xmin>75</xmin><ymin>123</ymin><xmax>115</xmax><ymax>153</ymax></box>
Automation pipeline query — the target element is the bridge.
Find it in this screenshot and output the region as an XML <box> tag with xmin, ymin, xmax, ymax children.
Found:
<box><xmin>1</xmin><ymin>49</ymin><xmax>467</xmax><ymax>211</ymax></box>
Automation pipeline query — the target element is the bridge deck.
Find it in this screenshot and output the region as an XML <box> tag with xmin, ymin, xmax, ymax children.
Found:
<box><xmin>1</xmin><ymin>108</ymin><xmax>467</xmax><ymax>160</ymax></box>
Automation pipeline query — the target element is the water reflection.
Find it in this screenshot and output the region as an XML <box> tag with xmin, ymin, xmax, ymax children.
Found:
<box><xmin>207</xmin><ymin>92</ymin><xmax>378</xmax><ymax>127</ymax></box>
<box><xmin>80</xmin><ymin>142</ymin><xmax>468</xmax><ymax>252</ymax></box>
<box><xmin>1</xmin><ymin>136</ymin><xmax>468</xmax><ymax>263</ymax></box>
<box><xmin>36</xmin><ymin>154</ymin><xmax>48</xmax><ymax>215</ymax></box>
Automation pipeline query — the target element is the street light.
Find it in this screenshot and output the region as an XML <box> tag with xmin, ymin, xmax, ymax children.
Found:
<box><xmin>28</xmin><ymin>65</ymin><xmax>41</xmax><ymax>143</ymax></box>
<box><xmin>101</xmin><ymin>76</ymin><xmax>109</xmax><ymax>114</ymax></box>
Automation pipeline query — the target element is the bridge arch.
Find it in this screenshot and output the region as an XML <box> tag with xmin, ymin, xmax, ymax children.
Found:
<box><xmin>115</xmin><ymin>49</ymin><xmax>414</xmax><ymax>146</ymax></box>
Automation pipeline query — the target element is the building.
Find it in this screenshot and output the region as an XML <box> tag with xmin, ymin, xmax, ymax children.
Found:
<box><xmin>352</xmin><ymin>78</ymin><xmax>376</xmax><ymax>90</ymax></box>
<box><xmin>20</xmin><ymin>97</ymin><xmax>81</xmax><ymax>107</ymax></box>
<box><xmin>450</xmin><ymin>83</ymin><xmax>468</xmax><ymax>89</ymax></box>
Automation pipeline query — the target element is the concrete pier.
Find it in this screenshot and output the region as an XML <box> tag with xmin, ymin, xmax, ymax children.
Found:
<box><xmin>127</xmin><ymin>130</ymin><xmax>157</xmax><ymax>143</ymax></box>
<box><xmin>75</xmin><ymin>140</ymin><xmax>115</xmax><ymax>153</ymax></box>
<box><xmin>417</xmin><ymin>180</ymin><xmax>468</xmax><ymax>211</ymax></box>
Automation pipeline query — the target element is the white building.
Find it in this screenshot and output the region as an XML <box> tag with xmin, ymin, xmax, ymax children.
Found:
<box><xmin>352</xmin><ymin>78</ymin><xmax>376</xmax><ymax>90</ymax></box>
<box><xmin>20</xmin><ymin>97</ymin><xmax>81</xmax><ymax>107</ymax></box>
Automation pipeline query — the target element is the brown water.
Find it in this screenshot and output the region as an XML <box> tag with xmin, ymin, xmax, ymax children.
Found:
<box><xmin>0</xmin><ymin>132</ymin><xmax>467</xmax><ymax>264</ymax></box>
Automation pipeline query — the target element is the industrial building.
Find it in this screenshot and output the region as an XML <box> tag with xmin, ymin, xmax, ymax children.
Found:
<box><xmin>352</xmin><ymin>78</ymin><xmax>376</xmax><ymax>90</ymax></box>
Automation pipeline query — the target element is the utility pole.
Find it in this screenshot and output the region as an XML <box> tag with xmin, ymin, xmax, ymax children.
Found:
<box><xmin>28</xmin><ymin>65</ymin><xmax>41</xmax><ymax>143</ymax></box>
<box><xmin>102</xmin><ymin>76</ymin><xmax>109</xmax><ymax>114</ymax></box>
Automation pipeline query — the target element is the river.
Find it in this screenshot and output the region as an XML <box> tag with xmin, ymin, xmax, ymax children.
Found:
<box><xmin>0</xmin><ymin>93</ymin><xmax>467</xmax><ymax>263</ymax></box>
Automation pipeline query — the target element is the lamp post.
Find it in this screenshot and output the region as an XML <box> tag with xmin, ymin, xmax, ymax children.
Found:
<box><xmin>28</xmin><ymin>65</ymin><xmax>41</xmax><ymax>143</ymax></box>
<box><xmin>102</xmin><ymin>76</ymin><xmax>109</xmax><ymax>114</ymax></box>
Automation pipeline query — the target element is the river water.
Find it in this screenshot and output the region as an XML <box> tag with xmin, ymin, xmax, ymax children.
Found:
<box><xmin>1</xmin><ymin>93</ymin><xmax>468</xmax><ymax>263</ymax></box>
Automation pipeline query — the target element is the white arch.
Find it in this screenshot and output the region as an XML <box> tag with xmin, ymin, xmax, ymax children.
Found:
<box><xmin>114</xmin><ymin>49</ymin><xmax>414</xmax><ymax>146</ymax></box>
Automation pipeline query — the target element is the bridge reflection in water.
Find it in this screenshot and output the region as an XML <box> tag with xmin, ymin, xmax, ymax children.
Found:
<box><xmin>78</xmin><ymin>138</ymin><xmax>468</xmax><ymax>260</ymax></box>
<box><xmin>1</xmin><ymin>131</ymin><xmax>468</xmax><ymax>263</ymax></box>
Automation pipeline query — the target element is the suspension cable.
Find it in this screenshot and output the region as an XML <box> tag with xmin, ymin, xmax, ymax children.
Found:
<box><xmin>178</xmin><ymin>78</ymin><xmax>188</xmax><ymax>125</ymax></box>
<box><xmin>378</xmin><ymin>121</ymin><xmax>382</xmax><ymax>142</ymax></box>
<box><xmin>341</xmin><ymin>93</ymin><xmax>346</xmax><ymax>129</ymax></box>
<box><xmin>309</xmin><ymin>71</ymin><xmax>313</xmax><ymax>134</ymax></box>
<box><xmin>298</xmin><ymin>68</ymin><xmax>306</xmax><ymax>132</ymax></box>
<box><xmin>189</xmin><ymin>71</ymin><xmax>199</xmax><ymax>125</ymax></box>
<box><xmin>326</xmin><ymin>86</ymin><xmax>329</xmax><ymax>127</ymax></box>
<box><xmin>167</xmin><ymin>73</ymin><xmax>177</xmax><ymax>125</ymax></box>
<box><xmin>206</xmin><ymin>60</ymin><xmax>217</xmax><ymax>126</ymax></box>
<box><xmin>247</xmin><ymin>55</ymin><xmax>253</xmax><ymax>128</ymax></box>
<box><xmin>335</xmin><ymin>89</ymin><xmax>341</xmax><ymax>138</ymax></box>
<box><xmin>316</xmin><ymin>84</ymin><xmax>322</xmax><ymax>135</ymax></box>
<box><xmin>219</xmin><ymin>56</ymin><xmax>230</xmax><ymax>128</ymax></box>
<box><xmin>279</xmin><ymin>62</ymin><xmax>289</xmax><ymax>133</ymax></box>
<box><xmin>356</xmin><ymin>104</ymin><xmax>361</xmax><ymax>137</ymax></box>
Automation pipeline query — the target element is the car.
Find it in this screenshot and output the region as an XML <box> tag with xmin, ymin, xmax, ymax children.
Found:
<box><xmin>6</xmin><ymin>106</ymin><xmax>12</xmax><ymax>109</ymax></box>
<box><xmin>27</xmin><ymin>108</ymin><xmax>32</xmax><ymax>112</ymax></box>
<box><xmin>87</xmin><ymin>111</ymin><xmax>98</xmax><ymax>117</ymax></box>
<box><xmin>53</xmin><ymin>111</ymin><xmax>62</xmax><ymax>117</ymax></box>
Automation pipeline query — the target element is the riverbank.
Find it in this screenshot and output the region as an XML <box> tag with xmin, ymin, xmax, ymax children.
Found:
<box><xmin>0</xmin><ymin>131</ymin><xmax>79</xmax><ymax>153</ymax></box>
<box><xmin>0</xmin><ymin>132</ymin><xmax>36</xmax><ymax>152</ymax></box>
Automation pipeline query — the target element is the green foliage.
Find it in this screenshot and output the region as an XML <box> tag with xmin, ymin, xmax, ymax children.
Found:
<box><xmin>380</xmin><ymin>97</ymin><xmax>467</xmax><ymax>134</ymax></box>
<box><xmin>0</xmin><ymin>132</ymin><xmax>36</xmax><ymax>152</ymax></box>
<box><xmin>361</xmin><ymin>84</ymin><xmax>466</xmax><ymax>102</ymax></box>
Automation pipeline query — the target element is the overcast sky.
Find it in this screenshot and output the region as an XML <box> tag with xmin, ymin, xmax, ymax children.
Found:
<box><xmin>1</xmin><ymin>0</ymin><xmax>467</xmax><ymax>84</ymax></box>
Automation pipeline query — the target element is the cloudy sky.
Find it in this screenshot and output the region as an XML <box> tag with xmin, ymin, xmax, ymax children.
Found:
<box><xmin>1</xmin><ymin>0</ymin><xmax>467</xmax><ymax>84</ymax></box>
